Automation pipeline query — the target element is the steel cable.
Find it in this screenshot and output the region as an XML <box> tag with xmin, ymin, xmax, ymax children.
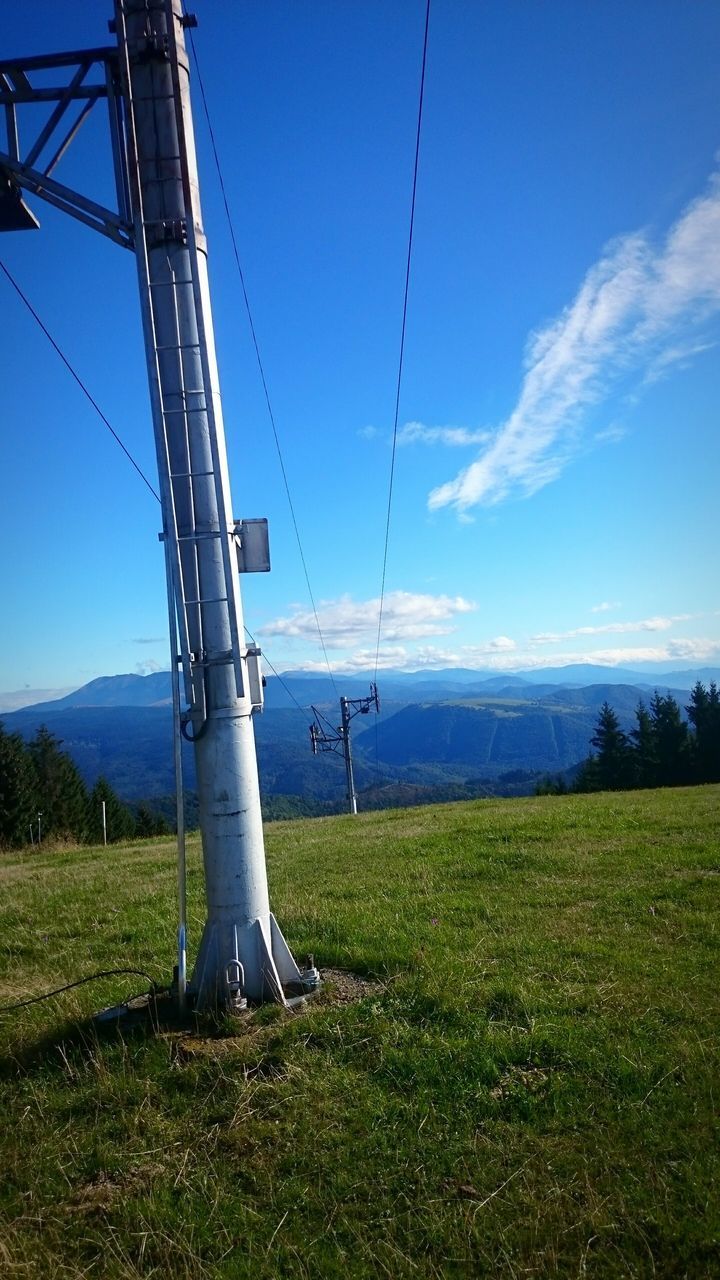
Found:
<box><xmin>186</xmin><ymin>23</ymin><xmax>338</xmax><ymax>698</ymax></box>
<box><xmin>373</xmin><ymin>0</ymin><xmax>431</xmax><ymax>685</ymax></box>
<box><xmin>0</xmin><ymin>259</ymin><xmax>160</xmax><ymax>502</ymax></box>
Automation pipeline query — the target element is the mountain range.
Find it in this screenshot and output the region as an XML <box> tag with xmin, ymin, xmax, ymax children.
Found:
<box><xmin>3</xmin><ymin>662</ymin><xmax>715</xmax><ymax>713</ymax></box>
<box><xmin>1</xmin><ymin>664</ymin><xmax>715</xmax><ymax>815</ymax></box>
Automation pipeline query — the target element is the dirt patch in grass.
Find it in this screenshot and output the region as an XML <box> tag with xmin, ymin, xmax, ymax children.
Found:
<box><xmin>69</xmin><ymin>1164</ymin><xmax>163</xmax><ymax>1215</ymax></box>
<box><xmin>490</xmin><ymin>1063</ymin><xmax>551</xmax><ymax>1100</ymax></box>
<box><xmin>167</xmin><ymin>969</ymin><xmax>382</xmax><ymax>1061</ymax></box>
<box><xmin>318</xmin><ymin>967</ymin><xmax>384</xmax><ymax>1004</ymax></box>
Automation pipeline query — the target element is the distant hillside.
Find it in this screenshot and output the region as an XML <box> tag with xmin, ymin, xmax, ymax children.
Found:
<box><xmin>541</xmin><ymin>683</ymin><xmax>690</xmax><ymax>714</ymax></box>
<box><xmin>515</xmin><ymin>663</ymin><xmax>719</xmax><ymax>688</ymax></box>
<box><xmin>1</xmin><ymin>668</ymin><xmax>710</xmax><ymax>810</ymax></box>
<box><xmin>356</xmin><ymin>680</ymin><xmax>699</xmax><ymax>781</ymax></box>
<box><xmin>0</xmin><ymin>687</ymin><xmax>78</xmax><ymax>713</ymax></box>
<box><xmin>288</xmin><ymin>663</ymin><xmax>720</xmax><ymax>692</ymax></box>
<box><xmin>1</xmin><ymin>705</ymin><xmax>184</xmax><ymax>798</ymax></box>
<box><xmin>24</xmin><ymin>672</ymin><xmax>174</xmax><ymax>713</ymax></box>
<box><xmin>11</xmin><ymin>663</ymin><xmax>717</xmax><ymax>716</ymax></box>
<box><xmin>356</xmin><ymin>699</ymin><xmax>599</xmax><ymax>777</ymax></box>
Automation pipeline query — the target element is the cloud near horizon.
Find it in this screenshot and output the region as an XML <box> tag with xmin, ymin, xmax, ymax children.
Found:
<box><xmin>428</xmin><ymin>170</ymin><xmax>720</xmax><ymax>513</ymax></box>
<box><xmin>288</xmin><ymin>636</ymin><xmax>720</xmax><ymax>677</ymax></box>
<box><xmin>267</xmin><ymin>603</ymin><xmax>716</xmax><ymax>677</ymax></box>
<box><xmin>134</xmin><ymin>659</ymin><xmax>164</xmax><ymax>676</ymax></box>
<box><xmin>259</xmin><ymin>591</ymin><xmax>476</xmax><ymax>649</ymax></box>
<box><xmin>531</xmin><ymin>614</ymin><xmax>692</xmax><ymax>644</ymax></box>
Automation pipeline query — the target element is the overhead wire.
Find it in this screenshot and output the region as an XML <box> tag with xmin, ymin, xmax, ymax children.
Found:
<box><xmin>0</xmin><ymin>258</ymin><xmax>160</xmax><ymax>503</ymax></box>
<box><xmin>314</xmin><ymin>703</ymin><xmax>341</xmax><ymax>735</ymax></box>
<box><xmin>370</xmin><ymin>0</ymin><xmax>431</xmax><ymax>783</ymax></box>
<box><xmin>1</xmin><ymin>257</ymin><xmax>314</xmax><ymax>724</ymax></box>
<box><xmin>373</xmin><ymin>0</ymin><xmax>431</xmax><ymax>686</ymax></box>
<box><xmin>5</xmin><ymin>10</ymin><xmax>425</xmax><ymax>757</ymax></box>
<box><xmin>185</xmin><ymin>22</ymin><xmax>339</xmax><ymax>700</ymax></box>
<box><xmin>243</xmin><ymin>622</ymin><xmax>313</xmax><ymax>719</ymax></box>
<box><xmin>186</xmin><ymin>6</ymin><xmax>432</xmax><ymax>800</ymax></box>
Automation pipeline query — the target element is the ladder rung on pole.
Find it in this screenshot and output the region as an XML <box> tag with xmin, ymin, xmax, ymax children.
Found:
<box><xmin>155</xmin><ymin>341</ymin><xmax>201</xmax><ymax>352</ymax></box>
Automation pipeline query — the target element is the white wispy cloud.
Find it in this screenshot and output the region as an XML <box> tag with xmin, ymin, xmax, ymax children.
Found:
<box><xmin>592</xmin><ymin>422</ymin><xmax>626</xmax><ymax>445</ymax></box>
<box><xmin>531</xmin><ymin>614</ymin><xmax>692</xmax><ymax>644</ymax></box>
<box><xmin>260</xmin><ymin>591</ymin><xmax>476</xmax><ymax>650</ymax></box>
<box><xmin>642</xmin><ymin>338</ymin><xmax>717</xmax><ymax>386</ymax></box>
<box><xmin>397</xmin><ymin>421</ymin><xmax>491</xmax><ymax>448</ymax></box>
<box><xmin>517</xmin><ymin>637</ymin><xmax>720</xmax><ymax>670</ymax></box>
<box><xmin>286</xmin><ymin>636</ymin><xmax>720</xmax><ymax>677</ymax></box>
<box><xmin>428</xmin><ymin>171</ymin><xmax>720</xmax><ymax>513</ymax></box>
<box><xmin>590</xmin><ymin>601</ymin><xmax>621</xmax><ymax>613</ymax></box>
<box><xmin>285</xmin><ymin>635</ymin><xmax>516</xmax><ymax>675</ymax></box>
<box><xmin>134</xmin><ymin>659</ymin><xmax>164</xmax><ymax>676</ymax></box>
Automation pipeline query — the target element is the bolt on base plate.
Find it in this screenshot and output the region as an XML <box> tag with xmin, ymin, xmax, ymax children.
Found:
<box><xmin>189</xmin><ymin>912</ymin><xmax>321</xmax><ymax>1010</ymax></box>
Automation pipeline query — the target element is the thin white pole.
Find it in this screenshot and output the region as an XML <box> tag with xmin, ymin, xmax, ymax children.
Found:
<box><xmin>165</xmin><ymin>540</ymin><xmax>187</xmax><ymax>1010</ymax></box>
<box><xmin>102</xmin><ymin>799</ymin><xmax>107</xmax><ymax>847</ymax></box>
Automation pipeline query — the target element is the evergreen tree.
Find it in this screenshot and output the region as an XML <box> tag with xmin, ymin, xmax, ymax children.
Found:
<box><xmin>648</xmin><ymin>692</ymin><xmax>690</xmax><ymax>787</ymax></box>
<box><xmin>134</xmin><ymin>802</ymin><xmax>170</xmax><ymax>838</ymax></box>
<box><xmin>0</xmin><ymin>724</ymin><xmax>38</xmax><ymax>848</ymax></box>
<box><xmin>87</xmin><ymin>777</ymin><xmax>136</xmax><ymax>844</ymax></box>
<box><xmin>28</xmin><ymin>726</ymin><xmax>88</xmax><ymax>841</ymax></box>
<box><xmin>573</xmin><ymin>754</ymin><xmax>601</xmax><ymax>793</ymax></box>
<box><xmin>534</xmin><ymin>774</ymin><xmax>568</xmax><ymax>796</ymax></box>
<box><xmin>686</xmin><ymin>681</ymin><xmax>720</xmax><ymax>783</ymax></box>
<box><xmin>590</xmin><ymin>702</ymin><xmax>633</xmax><ymax>790</ymax></box>
<box><xmin>630</xmin><ymin>700</ymin><xmax>657</xmax><ymax>788</ymax></box>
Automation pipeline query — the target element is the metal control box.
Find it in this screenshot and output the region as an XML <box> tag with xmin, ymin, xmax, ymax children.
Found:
<box><xmin>246</xmin><ymin>646</ymin><xmax>264</xmax><ymax>712</ymax></box>
<box><xmin>234</xmin><ymin>519</ymin><xmax>270</xmax><ymax>573</ymax></box>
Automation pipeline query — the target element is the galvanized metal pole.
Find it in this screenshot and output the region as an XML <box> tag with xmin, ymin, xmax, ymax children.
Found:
<box><xmin>115</xmin><ymin>0</ymin><xmax>316</xmax><ymax>1006</ymax></box>
<box><xmin>164</xmin><ymin>542</ymin><xmax>186</xmax><ymax>1010</ymax></box>
<box><xmin>340</xmin><ymin>697</ymin><xmax>358</xmax><ymax>816</ymax></box>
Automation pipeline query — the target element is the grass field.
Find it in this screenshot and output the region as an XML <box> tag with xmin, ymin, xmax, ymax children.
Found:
<box><xmin>1</xmin><ymin>786</ymin><xmax>719</xmax><ymax>1278</ymax></box>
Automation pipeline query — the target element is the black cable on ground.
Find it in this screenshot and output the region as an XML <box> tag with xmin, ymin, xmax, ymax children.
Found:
<box><xmin>0</xmin><ymin>968</ymin><xmax>159</xmax><ymax>1016</ymax></box>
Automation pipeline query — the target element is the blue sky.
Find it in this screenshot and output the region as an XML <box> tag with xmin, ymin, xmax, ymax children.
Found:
<box><xmin>1</xmin><ymin>0</ymin><xmax>719</xmax><ymax>694</ymax></box>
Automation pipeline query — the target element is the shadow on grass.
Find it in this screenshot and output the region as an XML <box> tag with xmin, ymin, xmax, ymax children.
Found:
<box><xmin>0</xmin><ymin>991</ymin><xmax>235</xmax><ymax>1079</ymax></box>
<box><xmin>1</xmin><ymin>966</ymin><xmax>387</xmax><ymax>1079</ymax></box>
<box><xmin>0</xmin><ymin>979</ymin><xmax>357</xmax><ymax>1079</ymax></box>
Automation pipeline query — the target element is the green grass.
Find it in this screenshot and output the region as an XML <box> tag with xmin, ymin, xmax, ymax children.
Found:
<box><xmin>1</xmin><ymin>786</ymin><xmax>719</xmax><ymax>1278</ymax></box>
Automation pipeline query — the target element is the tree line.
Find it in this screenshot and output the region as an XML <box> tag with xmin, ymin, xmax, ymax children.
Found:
<box><xmin>0</xmin><ymin>723</ymin><xmax>169</xmax><ymax>849</ymax></box>
<box><xmin>539</xmin><ymin>681</ymin><xmax>720</xmax><ymax>794</ymax></box>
